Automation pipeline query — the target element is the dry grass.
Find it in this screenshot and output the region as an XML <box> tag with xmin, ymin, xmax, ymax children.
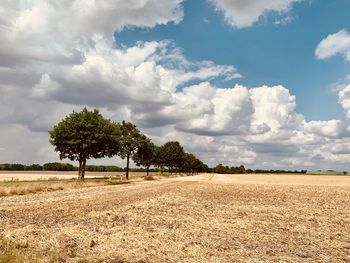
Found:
<box><xmin>0</xmin><ymin>174</ymin><xmax>349</xmax><ymax>262</ymax></box>
<box><xmin>143</xmin><ymin>175</ymin><xmax>156</xmax><ymax>181</ymax></box>
<box><xmin>0</xmin><ymin>237</ymin><xmax>31</xmax><ymax>263</ymax></box>
<box><xmin>0</xmin><ymin>181</ymin><xmax>129</xmax><ymax>197</ymax></box>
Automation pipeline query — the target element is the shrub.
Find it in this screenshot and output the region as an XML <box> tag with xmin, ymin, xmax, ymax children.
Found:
<box><xmin>144</xmin><ymin>175</ymin><xmax>155</xmax><ymax>181</ymax></box>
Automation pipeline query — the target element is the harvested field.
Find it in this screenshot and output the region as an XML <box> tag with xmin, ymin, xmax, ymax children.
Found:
<box><xmin>0</xmin><ymin>173</ymin><xmax>349</xmax><ymax>262</ymax></box>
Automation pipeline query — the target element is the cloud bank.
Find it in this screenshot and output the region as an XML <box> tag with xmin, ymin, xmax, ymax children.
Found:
<box><xmin>1</xmin><ymin>1</ymin><xmax>350</xmax><ymax>170</ymax></box>
<box><xmin>208</xmin><ymin>0</ymin><xmax>303</xmax><ymax>28</ymax></box>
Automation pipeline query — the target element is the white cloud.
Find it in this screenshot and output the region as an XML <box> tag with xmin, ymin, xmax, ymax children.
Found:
<box><xmin>208</xmin><ymin>0</ymin><xmax>303</xmax><ymax>28</ymax></box>
<box><xmin>338</xmin><ymin>84</ymin><xmax>350</xmax><ymax>119</ymax></box>
<box><xmin>315</xmin><ymin>29</ymin><xmax>350</xmax><ymax>62</ymax></box>
<box><xmin>303</xmin><ymin>120</ymin><xmax>347</xmax><ymax>139</ymax></box>
<box><xmin>175</xmin><ymin>83</ymin><xmax>253</xmax><ymax>135</ymax></box>
<box><xmin>1</xmin><ymin>0</ymin><xmax>350</xmax><ymax>170</ymax></box>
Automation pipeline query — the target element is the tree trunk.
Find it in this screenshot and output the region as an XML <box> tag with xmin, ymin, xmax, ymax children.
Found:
<box><xmin>126</xmin><ymin>154</ymin><xmax>130</xmax><ymax>180</ymax></box>
<box><xmin>78</xmin><ymin>160</ymin><xmax>82</xmax><ymax>180</ymax></box>
<box><xmin>146</xmin><ymin>166</ymin><xmax>150</xmax><ymax>176</ymax></box>
<box><xmin>81</xmin><ymin>159</ymin><xmax>86</xmax><ymax>181</ymax></box>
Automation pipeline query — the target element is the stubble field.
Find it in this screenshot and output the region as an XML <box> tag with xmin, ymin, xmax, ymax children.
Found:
<box><xmin>0</xmin><ymin>173</ymin><xmax>349</xmax><ymax>262</ymax></box>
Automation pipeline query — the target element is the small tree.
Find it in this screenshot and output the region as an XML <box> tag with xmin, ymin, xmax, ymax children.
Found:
<box><xmin>49</xmin><ymin>108</ymin><xmax>117</xmax><ymax>180</ymax></box>
<box><xmin>117</xmin><ymin>121</ymin><xmax>147</xmax><ymax>180</ymax></box>
<box><xmin>133</xmin><ymin>139</ymin><xmax>157</xmax><ymax>176</ymax></box>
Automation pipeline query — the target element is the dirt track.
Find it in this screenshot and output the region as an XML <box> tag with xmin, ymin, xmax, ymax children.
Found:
<box><xmin>1</xmin><ymin>174</ymin><xmax>350</xmax><ymax>262</ymax></box>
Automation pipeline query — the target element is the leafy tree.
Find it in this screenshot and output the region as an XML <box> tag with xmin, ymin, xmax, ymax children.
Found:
<box><xmin>116</xmin><ymin>121</ymin><xmax>148</xmax><ymax>180</ymax></box>
<box><xmin>181</xmin><ymin>153</ymin><xmax>208</xmax><ymax>174</ymax></box>
<box><xmin>133</xmin><ymin>139</ymin><xmax>157</xmax><ymax>176</ymax></box>
<box><xmin>49</xmin><ymin>108</ymin><xmax>118</xmax><ymax>180</ymax></box>
<box><xmin>182</xmin><ymin>153</ymin><xmax>197</xmax><ymax>175</ymax></box>
<box><xmin>157</xmin><ymin>141</ymin><xmax>185</xmax><ymax>173</ymax></box>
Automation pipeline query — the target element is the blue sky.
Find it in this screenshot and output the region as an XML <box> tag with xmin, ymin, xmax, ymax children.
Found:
<box><xmin>117</xmin><ymin>0</ymin><xmax>350</xmax><ymax>121</ymax></box>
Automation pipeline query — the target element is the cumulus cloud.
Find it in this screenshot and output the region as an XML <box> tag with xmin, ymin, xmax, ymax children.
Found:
<box><xmin>315</xmin><ymin>29</ymin><xmax>350</xmax><ymax>62</ymax></box>
<box><xmin>1</xmin><ymin>0</ymin><xmax>350</xmax><ymax>170</ymax></box>
<box><xmin>208</xmin><ymin>0</ymin><xmax>303</xmax><ymax>28</ymax></box>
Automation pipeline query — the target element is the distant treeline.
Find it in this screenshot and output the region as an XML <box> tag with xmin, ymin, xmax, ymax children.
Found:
<box><xmin>0</xmin><ymin>163</ymin><xmax>75</xmax><ymax>171</ymax></box>
<box><xmin>0</xmin><ymin>162</ymin><xmax>308</xmax><ymax>174</ymax></box>
<box><xmin>0</xmin><ymin>162</ymin><xmax>309</xmax><ymax>174</ymax></box>
<box><xmin>211</xmin><ymin>164</ymin><xmax>246</xmax><ymax>174</ymax></box>
<box><xmin>210</xmin><ymin>164</ymin><xmax>307</xmax><ymax>174</ymax></box>
<box><xmin>247</xmin><ymin>169</ymin><xmax>307</xmax><ymax>174</ymax></box>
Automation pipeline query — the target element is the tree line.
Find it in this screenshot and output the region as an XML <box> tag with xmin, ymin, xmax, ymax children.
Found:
<box><xmin>49</xmin><ymin>108</ymin><xmax>208</xmax><ymax>180</ymax></box>
<box><xmin>0</xmin><ymin>162</ymin><xmax>308</xmax><ymax>175</ymax></box>
<box><xmin>0</xmin><ymin>163</ymin><xmax>160</xmax><ymax>172</ymax></box>
<box><xmin>211</xmin><ymin>164</ymin><xmax>307</xmax><ymax>174</ymax></box>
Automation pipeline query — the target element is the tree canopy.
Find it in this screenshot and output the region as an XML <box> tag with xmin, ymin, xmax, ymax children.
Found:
<box><xmin>133</xmin><ymin>139</ymin><xmax>157</xmax><ymax>176</ymax></box>
<box><xmin>156</xmin><ymin>141</ymin><xmax>185</xmax><ymax>173</ymax></box>
<box><xmin>49</xmin><ymin>108</ymin><xmax>117</xmax><ymax>180</ymax></box>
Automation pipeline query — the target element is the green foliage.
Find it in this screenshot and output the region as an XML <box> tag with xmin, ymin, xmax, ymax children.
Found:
<box><xmin>117</xmin><ymin>121</ymin><xmax>147</xmax><ymax>159</ymax></box>
<box><xmin>181</xmin><ymin>153</ymin><xmax>208</xmax><ymax>174</ymax></box>
<box><xmin>50</xmin><ymin>108</ymin><xmax>116</xmax><ymax>162</ymax></box>
<box><xmin>0</xmin><ymin>164</ymin><xmax>25</xmax><ymax>171</ymax></box>
<box><xmin>49</xmin><ymin>108</ymin><xmax>118</xmax><ymax>179</ymax></box>
<box><xmin>48</xmin><ymin>108</ymin><xmax>210</xmax><ymax>179</ymax></box>
<box><xmin>248</xmin><ymin>169</ymin><xmax>307</xmax><ymax>174</ymax></box>
<box><xmin>85</xmin><ymin>165</ymin><xmax>123</xmax><ymax>172</ymax></box>
<box><xmin>133</xmin><ymin>139</ymin><xmax>157</xmax><ymax>174</ymax></box>
<box><xmin>213</xmin><ymin>164</ymin><xmax>246</xmax><ymax>174</ymax></box>
<box><xmin>43</xmin><ymin>162</ymin><xmax>74</xmax><ymax>171</ymax></box>
<box><xmin>114</xmin><ymin>121</ymin><xmax>149</xmax><ymax>179</ymax></box>
<box><xmin>156</xmin><ymin>141</ymin><xmax>185</xmax><ymax>172</ymax></box>
<box><xmin>24</xmin><ymin>164</ymin><xmax>43</xmax><ymax>171</ymax></box>
<box><xmin>211</xmin><ymin>165</ymin><xmax>308</xmax><ymax>174</ymax></box>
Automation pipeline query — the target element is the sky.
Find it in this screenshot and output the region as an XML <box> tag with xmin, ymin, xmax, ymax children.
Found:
<box><xmin>1</xmin><ymin>0</ymin><xmax>350</xmax><ymax>170</ymax></box>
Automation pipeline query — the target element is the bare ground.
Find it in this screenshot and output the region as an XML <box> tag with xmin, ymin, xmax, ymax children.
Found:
<box><xmin>0</xmin><ymin>173</ymin><xmax>350</xmax><ymax>262</ymax></box>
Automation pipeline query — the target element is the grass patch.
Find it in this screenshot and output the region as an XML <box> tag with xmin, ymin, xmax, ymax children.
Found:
<box><xmin>106</xmin><ymin>180</ymin><xmax>131</xmax><ymax>185</ymax></box>
<box><xmin>0</xmin><ymin>237</ymin><xmax>32</xmax><ymax>263</ymax></box>
<box><xmin>0</xmin><ymin>180</ymin><xmax>130</xmax><ymax>197</ymax></box>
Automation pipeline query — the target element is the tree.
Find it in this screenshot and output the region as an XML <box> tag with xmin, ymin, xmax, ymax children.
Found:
<box><xmin>49</xmin><ymin>108</ymin><xmax>118</xmax><ymax>180</ymax></box>
<box><xmin>157</xmin><ymin>141</ymin><xmax>185</xmax><ymax>173</ymax></box>
<box><xmin>181</xmin><ymin>153</ymin><xmax>208</xmax><ymax>175</ymax></box>
<box><xmin>117</xmin><ymin>121</ymin><xmax>147</xmax><ymax>180</ymax></box>
<box><xmin>182</xmin><ymin>153</ymin><xmax>197</xmax><ymax>175</ymax></box>
<box><xmin>133</xmin><ymin>139</ymin><xmax>157</xmax><ymax>176</ymax></box>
